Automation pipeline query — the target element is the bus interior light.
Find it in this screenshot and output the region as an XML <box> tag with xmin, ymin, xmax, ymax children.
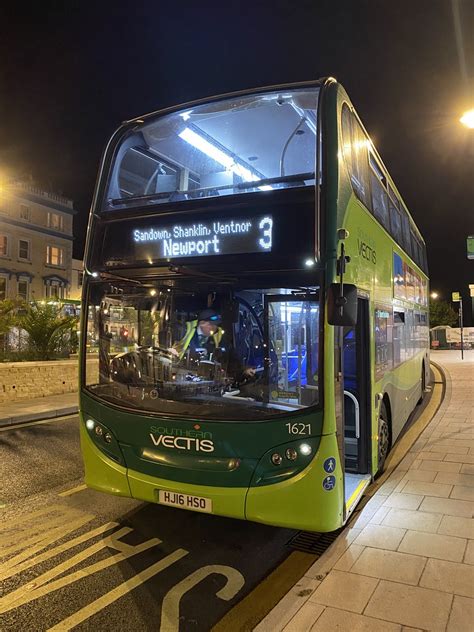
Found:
<box><xmin>300</xmin><ymin>443</ymin><xmax>312</xmax><ymax>456</ymax></box>
<box><xmin>178</xmin><ymin>127</ymin><xmax>270</xmax><ymax>191</ymax></box>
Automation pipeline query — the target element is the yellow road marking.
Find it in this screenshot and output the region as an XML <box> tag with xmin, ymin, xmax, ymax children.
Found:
<box><xmin>0</xmin><ymin>508</ymin><xmax>93</xmax><ymax>551</ymax></box>
<box><xmin>0</xmin><ymin>525</ymin><xmax>164</xmax><ymax>614</ymax></box>
<box><xmin>58</xmin><ymin>484</ymin><xmax>87</xmax><ymax>497</ymax></box>
<box><xmin>0</xmin><ymin>504</ymin><xmax>78</xmax><ymax>532</ymax></box>
<box><xmin>47</xmin><ymin>549</ymin><xmax>189</xmax><ymax>632</ymax></box>
<box><xmin>161</xmin><ymin>565</ymin><xmax>245</xmax><ymax>632</ymax></box>
<box><xmin>212</xmin><ymin>551</ymin><xmax>316</xmax><ymax>632</ymax></box>
<box><xmin>0</xmin><ymin>527</ymin><xmax>127</xmax><ymax>614</ymax></box>
<box><xmin>0</xmin><ymin>521</ymin><xmax>117</xmax><ymax>582</ymax></box>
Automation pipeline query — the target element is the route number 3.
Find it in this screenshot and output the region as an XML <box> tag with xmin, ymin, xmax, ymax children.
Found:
<box><xmin>258</xmin><ymin>217</ymin><xmax>273</xmax><ymax>250</ymax></box>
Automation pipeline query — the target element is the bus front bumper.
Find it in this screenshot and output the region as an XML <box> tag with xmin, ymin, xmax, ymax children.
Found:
<box><xmin>80</xmin><ymin>425</ymin><xmax>344</xmax><ymax>531</ymax></box>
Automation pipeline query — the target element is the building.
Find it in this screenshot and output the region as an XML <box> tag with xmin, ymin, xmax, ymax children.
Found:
<box><xmin>0</xmin><ymin>179</ymin><xmax>75</xmax><ymax>302</ymax></box>
<box><xmin>69</xmin><ymin>258</ymin><xmax>84</xmax><ymax>301</ymax></box>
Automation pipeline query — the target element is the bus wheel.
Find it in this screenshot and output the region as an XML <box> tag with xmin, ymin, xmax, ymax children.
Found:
<box><xmin>377</xmin><ymin>401</ymin><xmax>390</xmax><ymax>474</ymax></box>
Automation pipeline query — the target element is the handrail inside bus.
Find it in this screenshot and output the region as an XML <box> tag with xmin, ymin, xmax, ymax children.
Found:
<box><xmin>108</xmin><ymin>172</ymin><xmax>316</xmax><ymax>207</ymax></box>
<box><xmin>344</xmin><ymin>390</ymin><xmax>360</xmax><ymax>439</ymax></box>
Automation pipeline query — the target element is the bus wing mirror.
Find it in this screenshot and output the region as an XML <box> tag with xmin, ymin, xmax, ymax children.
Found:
<box><xmin>327</xmin><ymin>283</ymin><xmax>358</xmax><ymax>326</ymax></box>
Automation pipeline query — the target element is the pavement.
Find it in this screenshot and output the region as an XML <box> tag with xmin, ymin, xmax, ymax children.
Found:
<box><xmin>0</xmin><ymin>391</ymin><xmax>78</xmax><ymax>426</ymax></box>
<box><xmin>255</xmin><ymin>350</ymin><xmax>474</xmax><ymax>632</ymax></box>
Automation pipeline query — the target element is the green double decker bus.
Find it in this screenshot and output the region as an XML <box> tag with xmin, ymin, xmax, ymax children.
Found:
<box><xmin>80</xmin><ymin>78</ymin><xmax>429</xmax><ymax>532</ymax></box>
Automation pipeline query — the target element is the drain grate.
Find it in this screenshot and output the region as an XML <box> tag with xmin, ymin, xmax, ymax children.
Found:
<box><xmin>287</xmin><ymin>527</ymin><xmax>345</xmax><ymax>555</ymax></box>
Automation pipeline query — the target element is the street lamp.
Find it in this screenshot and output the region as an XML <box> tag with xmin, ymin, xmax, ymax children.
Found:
<box><xmin>430</xmin><ymin>292</ymin><xmax>439</xmax><ymax>299</ymax></box>
<box><xmin>460</xmin><ymin>109</ymin><xmax>474</xmax><ymax>129</ymax></box>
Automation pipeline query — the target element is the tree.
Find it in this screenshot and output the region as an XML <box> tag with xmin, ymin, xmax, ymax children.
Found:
<box><xmin>0</xmin><ymin>299</ymin><xmax>24</xmax><ymax>337</ymax></box>
<box><xmin>429</xmin><ymin>299</ymin><xmax>458</xmax><ymax>328</ymax></box>
<box><xmin>19</xmin><ymin>302</ymin><xmax>78</xmax><ymax>360</ymax></box>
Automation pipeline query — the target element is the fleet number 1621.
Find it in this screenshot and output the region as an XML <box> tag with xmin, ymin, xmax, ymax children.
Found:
<box><xmin>285</xmin><ymin>423</ymin><xmax>311</xmax><ymax>435</ymax></box>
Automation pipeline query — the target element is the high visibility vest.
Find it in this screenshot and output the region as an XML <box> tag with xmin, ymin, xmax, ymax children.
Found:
<box><xmin>175</xmin><ymin>320</ymin><xmax>224</xmax><ymax>360</ymax></box>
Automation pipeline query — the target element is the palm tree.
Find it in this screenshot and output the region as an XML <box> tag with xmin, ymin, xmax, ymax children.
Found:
<box><xmin>0</xmin><ymin>299</ymin><xmax>23</xmax><ymax>337</ymax></box>
<box><xmin>19</xmin><ymin>302</ymin><xmax>78</xmax><ymax>360</ymax></box>
<box><xmin>0</xmin><ymin>298</ymin><xmax>25</xmax><ymax>352</ymax></box>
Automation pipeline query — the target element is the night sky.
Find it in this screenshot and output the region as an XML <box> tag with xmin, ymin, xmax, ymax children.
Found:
<box><xmin>1</xmin><ymin>1</ymin><xmax>473</xmax><ymax>318</ymax></box>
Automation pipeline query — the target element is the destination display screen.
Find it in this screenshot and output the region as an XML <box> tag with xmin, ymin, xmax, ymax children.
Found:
<box><xmin>131</xmin><ymin>215</ymin><xmax>273</xmax><ymax>259</ymax></box>
<box><xmin>96</xmin><ymin>188</ymin><xmax>316</xmax><ymax>270</ymax></box>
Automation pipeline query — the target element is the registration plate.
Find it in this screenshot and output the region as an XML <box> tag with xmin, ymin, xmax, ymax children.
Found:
<box><xmin>158</xmin><ymin>490</ymin><xmax>212</xmax><ymax>513</ymax></box>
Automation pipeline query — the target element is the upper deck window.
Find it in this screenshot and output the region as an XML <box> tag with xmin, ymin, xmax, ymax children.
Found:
<box><xmin>104</xmin><ymin>87</ymin><xmax>318</xmax><ymax>210</ymax></box>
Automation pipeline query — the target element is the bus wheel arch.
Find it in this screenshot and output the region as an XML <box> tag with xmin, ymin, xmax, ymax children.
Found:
<box><xmin>418</xmin><ymin>360</ymin><xmax>426</xmax><ymax>404</ymax></box>
<box><xmin>376</xmin><ymin>394</ymin><xmax>392</xmax><ymax>475</ymax></box>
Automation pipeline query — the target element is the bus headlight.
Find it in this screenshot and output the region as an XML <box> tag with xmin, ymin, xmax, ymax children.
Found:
<box><xmin>285</xmin><ymin>448</ymin><xmax>298</xmax><ymax>461</ymax></box>
<box><xmin>271</xmin><ymin>453</ymin><xmax>283</xmax><ymax>465</ymax></box>
<box><xmin>83</xmin><ymin>416</ymin><xmax>125</xmax><ymax>465</ymax></box>
<box><xmin>251</xmin><ymin>437</ymin><xmax>320</xmax><ymax>486</ymax></box>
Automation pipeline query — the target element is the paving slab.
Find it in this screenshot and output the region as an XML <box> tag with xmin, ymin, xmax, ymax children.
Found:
<box><xmin>309</xmin><ymin>569</ymin><xmax>378</xmax><ymax>614</ymax></box>
<box><xmin>364</xmin><ymin>580</ymin><xmax>453</xmax><ymax>631</ymax></box>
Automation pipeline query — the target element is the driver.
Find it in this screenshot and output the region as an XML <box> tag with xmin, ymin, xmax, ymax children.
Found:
<box><xmin>169</xmin><ymin>308</ymin><xmax>256</xmax><ymax>380</ymax></box>
<box><xmin>168</xmin><ymin>308</ymin><xmax>224</xmax><ymax>360</ymax></box>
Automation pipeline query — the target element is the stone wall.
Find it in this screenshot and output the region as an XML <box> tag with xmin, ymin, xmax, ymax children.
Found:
<box><xmin>0</xmin><ymin>357</ymin><xmax>97</xmax><ymax>403</ymax></box>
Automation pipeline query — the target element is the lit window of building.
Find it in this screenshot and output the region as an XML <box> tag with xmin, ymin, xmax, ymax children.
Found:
<box><xmin>46</xmin><ymin>245</ymin><xmax>63</xmax><ymax>266</ymax></box>
<box><xmin>0</xmin><ymin>235</ymin><xmax>8</xmax><ymax>257</ymax></box>
<box><xmin>45</xmin><ymin>282</ymin><xmax>65</xmax><ymax>299</ymax></box>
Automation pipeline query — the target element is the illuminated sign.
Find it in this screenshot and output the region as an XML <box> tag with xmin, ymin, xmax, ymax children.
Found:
<box><xmin>132</xmin><ymin>215</ymin><xmax>273</xmax><ymax>258</ymax></box>
<box><xmin>468</xmin><ymin>236</ymin><xmax>474</xmax><ymax>260</ymax></box>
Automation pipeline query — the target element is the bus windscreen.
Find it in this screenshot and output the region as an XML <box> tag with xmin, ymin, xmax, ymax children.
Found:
<box><xmin>84</xmin><ymin>282</ymin><xmax>320</xmax><ymax>420</ymax></box>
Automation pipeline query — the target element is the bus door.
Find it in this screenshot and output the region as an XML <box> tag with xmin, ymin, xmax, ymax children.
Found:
<box><xmin>264</xmin><ymin>295</ymin><xmax>319</xmax><ymax>409</ymax></box>
<box><xmin>342</xmin><ymin>296</ymin><xmax>371</xmax><ymax>514</ymax></box>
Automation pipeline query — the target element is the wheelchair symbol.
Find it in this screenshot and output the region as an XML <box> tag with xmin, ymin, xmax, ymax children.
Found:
<box><xmin>322</xmin><ymin>475</ymin><xmax>336</xmax><ymax>491</ymax></box>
